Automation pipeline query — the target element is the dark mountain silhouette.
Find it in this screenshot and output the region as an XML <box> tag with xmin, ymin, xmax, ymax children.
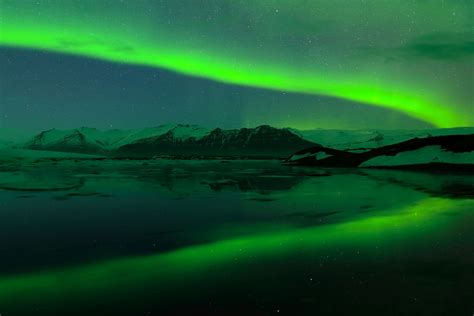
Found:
<box><xmin>286</xmin><ymin>134</ymin><xmax>474</xmax><ymax>170</ymax></box>
<box><xmin>117</xmin><ymin>125</ymin><xmax>317</xmax><ymax>158</ymax></box>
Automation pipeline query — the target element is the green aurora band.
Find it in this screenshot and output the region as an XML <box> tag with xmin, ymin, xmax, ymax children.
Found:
<box><xmin>0</xmin><ymin>197</ymin><xmax>472</xmax><ymax>313</ymax></box>
<box><xmin>1</xmin><ymin>1</ymin><xmax>473</xmax><ymax>127</ymax></box>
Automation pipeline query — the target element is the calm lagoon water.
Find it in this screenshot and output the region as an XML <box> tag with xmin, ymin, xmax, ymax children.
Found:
<box><xmin>0</xmin><ymin>159</ymin><xmax>473</xmax><ymax>315</ymax></box>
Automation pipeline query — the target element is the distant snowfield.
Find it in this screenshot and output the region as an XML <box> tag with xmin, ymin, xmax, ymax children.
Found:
<box><xmin>360</xmin><ymin>145</ymin><xmax>474</xmax><ymax>167</ymax></box>
<box><xmin>295</xmin><ymin>127</ymin><xmax>474</xmax><ymax>150</ymax></box>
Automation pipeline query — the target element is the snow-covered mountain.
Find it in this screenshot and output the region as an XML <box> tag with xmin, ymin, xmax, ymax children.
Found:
<box><xmin>26</xmin><ymin>129</ymin><xmax>107</xmax><ymax>154</ymax></box>
<box><xmin>293</xmin><ymin>127</ymin><xmax>474</xmax><ymax>151</ymax></box>
<box><xmin>24</xmin><ymin>125</ymin><xmax>212</xmax><ymax>154</ymax></box>
<box><xmin>24</xmin><ymin>125</ymin><xmax>315</xmax><ymax>157</ymax></box>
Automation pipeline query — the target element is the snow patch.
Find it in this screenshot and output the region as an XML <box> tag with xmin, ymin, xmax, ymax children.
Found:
<box><xmin>289</xmin><ymin>151</ymin><xmax>332</xmax><ymax>162</ymax></box>
<box><xmin>360</xmin><ymin>145</ymin><xmax>474</xmax><ymax>167</ymax></box>
<box><xmin>169</xmin><ymin>125</ymin><xmax>212</xmax><ymax>140</ymax></box>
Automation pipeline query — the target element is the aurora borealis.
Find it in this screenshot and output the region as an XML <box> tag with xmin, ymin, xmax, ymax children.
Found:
<box><xmin>0</xmin><ymin>0</ymin><xmax>473</xmax><ymax>130</ymax></box>
<box><xmin>1</xmin><ymin>3</ymin><xmax>474</xmax><ymax>313</ymax></box>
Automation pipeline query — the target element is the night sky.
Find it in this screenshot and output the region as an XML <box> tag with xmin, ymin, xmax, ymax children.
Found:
<box><xmin>0</xmin><ymin>0</ymin><xmax>473</xmax><ymax>132</ymax></box>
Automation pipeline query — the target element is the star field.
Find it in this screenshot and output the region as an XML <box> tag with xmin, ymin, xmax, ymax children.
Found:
<box><xmin>0</xmin><ymin>0</ymin><xmax>473</xmax><ymax>130</ymax></box>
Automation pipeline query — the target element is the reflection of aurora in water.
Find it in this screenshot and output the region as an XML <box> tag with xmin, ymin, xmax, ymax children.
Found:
<box><xmin>1</xmin><ymin>197</ymin><xmax>472</xmax><ymax>314</ymax></box>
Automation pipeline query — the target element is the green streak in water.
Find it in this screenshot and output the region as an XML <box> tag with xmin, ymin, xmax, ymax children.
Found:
<box><xmin>0</xmin><ymin>197</ymin><xmax>469</xmax><ymax>311</ymax></box>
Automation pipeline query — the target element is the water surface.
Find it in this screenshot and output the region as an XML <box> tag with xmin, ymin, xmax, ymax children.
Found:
<box><xmin>0</xmin><ymin>159</ymin><xmax>473</xmax><ymax>315</ymax></box>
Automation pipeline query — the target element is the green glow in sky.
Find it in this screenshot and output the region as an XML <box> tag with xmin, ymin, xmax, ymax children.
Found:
<box><xmin>0</xmin><ymin>1</ymin><xmax>473</xmax><ymax>128</ymax></box>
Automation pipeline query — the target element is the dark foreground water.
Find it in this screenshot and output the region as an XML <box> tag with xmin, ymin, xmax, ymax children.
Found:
<box><xmin>0</xmin><ymin>159</ymin><xmax>473</xmax><ymax>315</ymax></box>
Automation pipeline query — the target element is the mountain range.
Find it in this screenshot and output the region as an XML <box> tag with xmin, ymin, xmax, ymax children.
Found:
<box><xmin>23</xmin><ymin>124</ymin><xmax>316</xmax><ymax>158</ymax></box>
<box><xmin>1</xmin><ymin>124</ymin><xmax>473</xmax><ymax>168</ymax></box>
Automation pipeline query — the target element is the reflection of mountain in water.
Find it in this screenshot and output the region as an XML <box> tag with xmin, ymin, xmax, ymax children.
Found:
<box><xmin>360</xmin><ymin>169</ymin><xmax>474</xmax><ymax>199</ymax></box>
<box><xmin>135</xmin><ymin>172</ymin><xmax>307</xmax><ymax>194</ymax></box>
<box><xmin>1</xmin><ymin>158</ymin><xmax>472</xmax><ymax>198</ymax></box>
<box><xmin>0</xmin><ymin>159</ymin><xmax>473</xmax><ymax>276</ymax></box>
